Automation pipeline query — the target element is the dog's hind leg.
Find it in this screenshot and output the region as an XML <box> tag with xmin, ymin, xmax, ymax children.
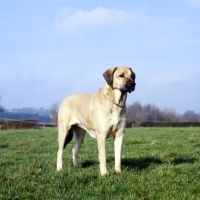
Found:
<box><xmin>57</xmin><ymin>123</ymin><xmax>73</xmax><ymax>171</ymax></box>
<box><xmin>72</xmin><ymin>125</ymin><xmax>86</xmax><ymax>166</ymax></box>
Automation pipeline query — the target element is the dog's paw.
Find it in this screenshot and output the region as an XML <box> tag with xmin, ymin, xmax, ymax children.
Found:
<box><xmin>56</xmin><ymin>167</ymin><xmax>62</xmax><ymax>171</ymax></box>
<box><xmin>115</xmin><ymin>168</ymin><xmax>121</xmax><ymax>173</ymax></box>
<box><xmin>100</xmin><ymin>170</ymin><xmax>108</xmax><ymax>176</ymax></box>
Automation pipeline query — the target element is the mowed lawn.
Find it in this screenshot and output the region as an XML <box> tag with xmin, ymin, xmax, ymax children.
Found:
<box><xmin>0</xmin><ymin>127</ymin><xmax>200</xmax><ymax>199</ymax></box>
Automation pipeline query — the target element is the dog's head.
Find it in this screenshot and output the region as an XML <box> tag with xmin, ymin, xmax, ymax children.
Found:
<box><xmin>103</xmin><ymin>67</ymin><xmax>136</xmax><ymax>93</ymax></box>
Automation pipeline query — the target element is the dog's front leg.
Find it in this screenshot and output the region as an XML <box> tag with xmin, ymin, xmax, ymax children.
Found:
<box><xmin>97</xmin><ymin>135</ymin><xmax>108</xmax><ymax>175</ymax></box>
<box><xmin>114</xmin><ymin>133</ymin><xmax>124</xmax><ymax>173</ymax></box>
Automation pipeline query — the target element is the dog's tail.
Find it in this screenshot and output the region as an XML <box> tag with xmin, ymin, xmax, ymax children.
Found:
<box><xmin>63</xmin><ymin>128</ymin><xmax>73</xmax><ymax>149</ymax></box>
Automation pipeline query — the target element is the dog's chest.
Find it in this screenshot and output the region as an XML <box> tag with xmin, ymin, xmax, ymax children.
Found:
<box><xmin>106</xmin><ymin>116</ymin><xmax>126</xmax><ymax>138</ymax></box>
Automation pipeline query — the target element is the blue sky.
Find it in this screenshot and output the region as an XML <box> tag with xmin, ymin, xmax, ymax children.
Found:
<box><xmin>0</xmin><ymin>0</ymin><xmax>199</xmax><ymax>114</ymax></box>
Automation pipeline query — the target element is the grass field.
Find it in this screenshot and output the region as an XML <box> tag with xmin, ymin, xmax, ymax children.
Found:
<box><xmin>0</xmin><ymin>127</ymin><xmax>200</xmax><ymax>199</ymax></box>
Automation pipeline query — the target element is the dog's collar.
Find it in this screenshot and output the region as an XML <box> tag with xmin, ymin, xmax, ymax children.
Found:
<box><xmin>105</xmin><ymin>94</ymin><xmax>125</xmax><ymax>108</ymax></box>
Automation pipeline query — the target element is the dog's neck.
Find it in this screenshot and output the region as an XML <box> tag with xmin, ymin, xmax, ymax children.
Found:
<box><xmin>104</xmin><ymin>84</ymin><xmax>127</xmax><ymax>108</ymax></box>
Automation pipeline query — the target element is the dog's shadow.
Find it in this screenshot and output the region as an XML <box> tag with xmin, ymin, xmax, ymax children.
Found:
<box><xmin>171</xmin><ymin>157</ymin><xmax>198</xmax><ymax>165</ymax></box>
<box><xmin>0</xmin><ymin>143</ymin><xmax>9</xmax><ymax>149</ymax></box>
<box><xmin>122</xmin><ymin>156</ymin><xmax>163</xmax><ymax>171</ymax></box>
<box><xmin>81</xmin><ymin>160</ymin><xmax>98</xmax><ymax>168</ymax></box>
<box><xmin>81</xmin><ymin>156</ymin><xmax>163</xmax><ymax>170</ymax></box>
<box><xmin>81</xmin><ymin>156</ymin><xmax>198</xmax><ymax>171</ymax></box>
<box><xmin>122</xmin><ymin>156</ymin><xmax>198</xmax><ymax>170</ymax></box>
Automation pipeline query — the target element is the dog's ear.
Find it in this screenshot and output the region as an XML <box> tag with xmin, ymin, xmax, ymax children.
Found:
<box><xmin>129</xmin><ymin>68</ymin><xmax>135</xmax><ymax>79</ymax></box>
<box><xmin>103</xmin><ymin>67</ymin><xmax>117</xmax><ymax>85</ymax></box>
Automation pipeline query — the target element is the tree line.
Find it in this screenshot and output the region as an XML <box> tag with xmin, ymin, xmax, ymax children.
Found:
<box><xmin>126</xmin><ymin>102</ymin><xmax>200</xmax><ymax>123</ymax></box>
<box><xmin>0</xmin><ymin>100</ymin><xmax>199</xmax><ymax>124</ymax></box>
<box><xmin>0</xmin><ymin>107</ymin><xmax>51</xmax><ymax>123</ymax></box>
<box><xmin>48</xmin><ymin>102</ymin><xmax>200</xmax><ymax>125</ymax></box>
<box><xmin>0</xmin><ymin>96</ymin><xmax>4</xmax><ymax>113</ymax></box>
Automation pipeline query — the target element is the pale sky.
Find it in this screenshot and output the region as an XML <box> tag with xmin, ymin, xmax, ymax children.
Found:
<box><xmin>0</xmin><ymin>0</ymin><xmax>200</xmax><ymax>113</ymax></box>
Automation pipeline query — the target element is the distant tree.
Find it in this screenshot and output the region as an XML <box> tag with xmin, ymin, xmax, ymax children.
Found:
<box><xmin>181</xmin><ymin>110</ymin><xmax>199</xmax><ymax>122</ymax></box>
<box><xmin>163</xmin><ymin>108</ymin><xmax>178</xmax><ymax>122</ymax></box>
<box><xmin>38</xmin><ymin>107</ymin><xmax>49</xmax><ymax>116</ymax></box>
<box><xmin>50</xmin><ymin>103</ymin><xmax>59</xmax><ymax>125</ymax></box>
<box><xmin>142</xmin><ymin>104</ymin><xmax>168</xmax><ymax>122</ymax></box>
<box><xmin>127</xmin><ymin>102</ymin><xmax>178</xmax><ymax>122</ymax></box>
<box><xmin>0</xmin><ymin>106</ymin><xmax>51</xmax><ymax>122</ymax></box>
<box><xmin>142</xmin><ymin>104</ymin><xmax>159</xmax><ymax>121</ymax></box>
<box><xmin>126</xmin><ymin>102</ymin><xmax>143</xmax><ymax>122</ymax></box>
<box><xmin>0</xmin><ymin>96</ymin><xmax>4</xmax><ymax>113</ymax></box>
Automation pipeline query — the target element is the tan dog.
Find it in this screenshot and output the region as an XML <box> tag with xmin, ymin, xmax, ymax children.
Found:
<box><xmin>57</xmin><ymin>66</ymin><xmax>136</xmax><ymax>175</ymax></box>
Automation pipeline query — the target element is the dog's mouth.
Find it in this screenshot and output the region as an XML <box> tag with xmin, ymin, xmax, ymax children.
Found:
<box><xmin>120</xmin><ymin>84</ymin><xmax>135</xmax><ymax>93</ymax></box>
<box><xmin>127</xmin><ymin>86</ymin><xmax>135</xmax><ymax>93</ymax></box>
<box><xmin>125</xmin><ymin>81</ymin><xmax>136</xmax><ymax>93</ymax></box>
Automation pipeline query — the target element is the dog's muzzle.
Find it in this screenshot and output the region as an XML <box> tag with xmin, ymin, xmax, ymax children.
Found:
<box><xmin>126</xmin><ymin>80</ymin><xmax>136</xmax><ymax>93</ymax></box>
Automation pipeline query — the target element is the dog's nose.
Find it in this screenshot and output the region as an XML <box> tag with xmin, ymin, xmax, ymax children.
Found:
<box><xmin>127</xmin><ymin>80</ymin><xmax>135</xmax><ymax>87</ymax></box>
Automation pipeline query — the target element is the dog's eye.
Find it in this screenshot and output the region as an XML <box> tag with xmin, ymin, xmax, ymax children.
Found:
<box><xmin>131</xmin><ymin>74</ymin><xmax>135</xmax><ymax>79</ymax></box>
<box><xmin>119</xmin><ymin>74</ymin><xmax>124</xmax><ymax>78</ymax></box>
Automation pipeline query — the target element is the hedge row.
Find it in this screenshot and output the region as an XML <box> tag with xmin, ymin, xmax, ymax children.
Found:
<box><xmin>0</xmin><ymin>120</ymin><xmax>37</xmax><ymax>130</ymax></box>
<box><xmin>127</xmin><ymin>121</ymin><xmax>200</xmax><ymax>127</ymax></box>
<box><xmin>0</xmin><ymin>120</ymin><xmax>57</xmax><ymax>130</ymax></box>
<box><xmin>1</xmin><ymin>120</ymin><xmax>200</xmax><ymax>130</ymax></box>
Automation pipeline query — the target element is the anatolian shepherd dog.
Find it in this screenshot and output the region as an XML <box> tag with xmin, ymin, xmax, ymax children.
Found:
<box><xmin>57</xmin><ymin>66</ymin><xmax>136</xmax><ymax>175</ymax></box>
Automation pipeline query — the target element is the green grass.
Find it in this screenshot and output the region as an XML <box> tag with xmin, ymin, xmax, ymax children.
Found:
<box><xmin>0</xmin><ymin>127</ymin><xmax>200</xmax><ymax>199</ymax></box>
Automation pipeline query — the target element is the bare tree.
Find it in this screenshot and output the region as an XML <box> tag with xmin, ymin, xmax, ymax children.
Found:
<box><xmin>126</xmin><ymin>102</ymin><xmax>143</xmax><ymax>122</ymax></box>
<box><xmin>163</xmin><ymin>108</ymin><xmax>177</xmax><ymax>122</ymax></box>
<box><xmin>50</xmin><ymin>103</ymin><xmax>59</xmax><ymax>125</ymax></box>
<box><xmin>143</xmin><ymin>104</ymin><xmax>158</xmax><ymax>121</ymax></box>
<box><xmin>0</xmin><ymin>96</ymin><xmax>4</xmax><ymax>113</ymax></box>
<box><xmin>181</xmin><ymin>110</ymin><xmax>199</xmax><ymax>122</ymax></box>
<box><xmin>127</xmin><ymin>102</ymin><xmax>178</xmax><ymax>122</ymax></box>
